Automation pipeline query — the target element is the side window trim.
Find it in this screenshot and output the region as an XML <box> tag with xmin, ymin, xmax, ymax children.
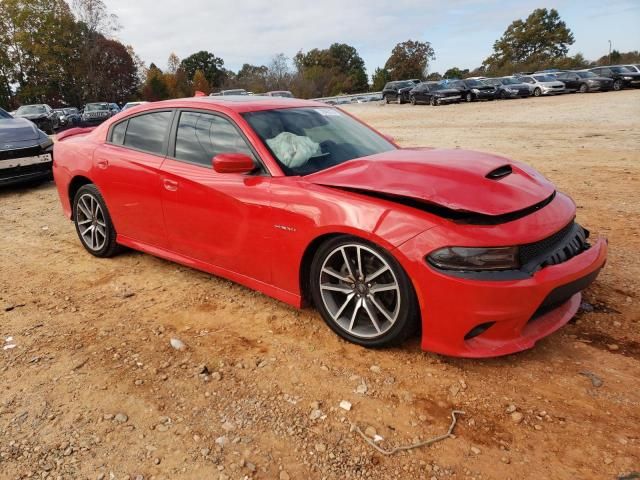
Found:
<box><xmin>106</xmin><ymin>109</ymin><xmax>176</xmax><ymax>157</ymax></box>
<box><xmin>168</xmin><ymin>108</ymin><xmax>269</xmax><ymax>176</ymax></box>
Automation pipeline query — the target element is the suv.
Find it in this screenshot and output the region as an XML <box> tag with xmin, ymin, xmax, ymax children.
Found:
<box><xmin>382</xmin><ymin>80</ymin><xmax>420</xmax><ymax>104</ymax></box>
<box><xmin>555</xmin><ymin>71</ymin><xmax>613</xmax><ymax>93</ymax></box>
<box><xmin>448</xmin><ymin>79</ymin><xmax>497</xmax><ymax>102</ymax></box>
<box><xmin>14</xmin><ymin>104</ymin><xmax>59</xmax><ymax>134</ymax></box>
<box><xmin>517</xmin><ymin>74</ymin><xmax>566</xmax><ymax>96</ymax></box>
<box><xmin>81</xmin><ymin>102</ymin><xmax>114</xmax><ymax>126</ymax></box>
<box><xmin>589</xmin><ymin>66</ymin><xmax>640</xmax><ymax>90</ymax></box>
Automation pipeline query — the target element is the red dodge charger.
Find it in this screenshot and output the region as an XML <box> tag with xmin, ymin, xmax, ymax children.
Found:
<box><xmin>52</xmin><ymin>96</ymin><xmax>607</xmax><ymax>357</ymax></box>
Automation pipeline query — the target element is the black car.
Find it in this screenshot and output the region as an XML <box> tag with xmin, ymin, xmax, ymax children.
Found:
<box><xmin>409</xmin><ymin>82</ymin><xmax>462</xmax><ymax>106</ymax></box>
<box><xmin>53</xmin><ymin>108</ymin><xmax>81</xmax><ymax>129</ymax></box>
<box><xmin>382</xmin><ymin>80</ymin><xmax>420</xmax><ymax>104</ymax></box>
<box><xmin>81</xmin><ymin>102</ymin><xmax>114</xmax><ymax>126</ymax></box>
<box><xmin>589</xmin><ymin>66</ymin><xmax>640</xmax><ymax>90</ymax></box>
<box><xmin>0</xmin><ymin>108</ymin><xmax>54</xmax><ymax>186</ymax></box>
<box><xmin>484</xmin><ymin>77</ymin><xmax>531</xmax><ymax>99</ymax></box>
<box><xmin>555</xmin><ymin>71</ymin><xmax>613</xmax><ymax>93</ymax></box>
<box><xmin>14</xmin><ymin>104</ymin><xmax>59</xmax><ymax>134</ymax></box>
<box><xmin>448</xmin><ymin>79</ymin><xmax>497</xmax><ymax>102</ymax></box>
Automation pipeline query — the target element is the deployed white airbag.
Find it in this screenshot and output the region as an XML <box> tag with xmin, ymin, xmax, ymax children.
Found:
<box><xmin>266</xmin><ymin>132</ymin><xmax>320</xmax><ymax>168</ymax></box>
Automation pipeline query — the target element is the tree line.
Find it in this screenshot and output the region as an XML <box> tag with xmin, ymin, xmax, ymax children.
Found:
<box><xmin>1</xmin><ymin>3</ymin><xmax>637</xmax><ymax>110</ymax></box>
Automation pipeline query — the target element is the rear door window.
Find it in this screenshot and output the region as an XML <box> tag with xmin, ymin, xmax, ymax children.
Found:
<box><xmin>123</xmin><ymin>111</ymin><xmax>173</xmax><ymax>155</ymax></box>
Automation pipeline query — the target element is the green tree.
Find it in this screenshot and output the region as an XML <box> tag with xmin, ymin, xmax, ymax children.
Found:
<box><xmin>425</xmin><ymin>72</ymin><xmax>442</xmax><ymax>81</ymax></box>
<box><xmin>141</xmin><ymin>64</ymin><xmax>169</xmax><ymax>101</ymax></box>
<box><xmin>596</xmin><ymin>50</ymin><xmax>640</xmax><ymax>65</ymax></box>
<box><xmin>0</xmin><ymin>0</ymin><xmax>81</xmax><ymax>106</ymax></box>
<box><xmin>181</xmin><ymin>51</ymin><xmax>225</xmax><ymax>88</ymax></box>
<box><xmin>483</xmin><ymin>8</ymin><xmax>574</xmax><ymax>75</ymax></box>
<box><xmin>294</xmin><ymin>43</ymin><xmax>368</xmax><ymax>96</ymax></box>
<box><xmin>371</xmin><ymin>67</ymin><xmax>390</xmax><ymax>91</ymax></box>
<box><xmin>443</xmin><ymin>67</ymin><xmax>469</xmax><ymax>79</ymax></box>
<box><xmin>384</xmin><ymin>40</ymin><xmax>435</xmax><ymax>81</ymax></box>
<box><xmin>235</xmin><ymin>63</ymin><xmax>269</xmax><ymax>92</ymax></box>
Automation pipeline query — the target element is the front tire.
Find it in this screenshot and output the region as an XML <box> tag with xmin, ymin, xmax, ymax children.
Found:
<box><xmin>310</xmin><ymin>236</ymin><xmax>418</xmax><ymax>348</ymax></box>
<box><xmin>613</xmin><ymin>79</ymin><xmax>622</xmax><ymax>91</ymax></box>
<box><xmin>579</xmin><ymin>83</ymin><xmax>589</xmax><ymax>93</ymax></box>
<box><xmin>410</xmin><ymin>95</ymin><xmax>416</xmax><ymax>105</ymax></box>
<box><xmin>384</xmin><ymin>95</ymin><xmax>390</xmax><ymax>104</ymax></box>
<box><xmin>533</xmin><ymin>87</ymin><xmax>542</xmax><ymax>97</ymax></box>
<box><xmin>465</xmin><ymin>92</ymin><xmax>473</xmax><ymax>102</ymax></box>
<box><xmin>73</xmin><ymin>184</ymin><xmax>119</xmax><ymax>258</ymax></box>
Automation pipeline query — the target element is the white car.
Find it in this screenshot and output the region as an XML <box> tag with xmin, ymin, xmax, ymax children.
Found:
<box><xmin>121</xmin><ymin>101</ymin><xmax>148</xmax><ymax>111</ymax></box>
<box><xmin>517</xmin><ymin>74</ymin><xmax>566</xmax><ymax>96</ymax></box>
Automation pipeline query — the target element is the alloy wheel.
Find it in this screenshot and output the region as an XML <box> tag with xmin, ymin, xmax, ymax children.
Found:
<box><xmin>76</xmin><ymin>193</ymin><xmax>107</xmax><ymax>251</ymax></box>
<box><xmin>318</xmin><ymin>244</ymin><xmax>401</xmax><ymax>339</ymax></box>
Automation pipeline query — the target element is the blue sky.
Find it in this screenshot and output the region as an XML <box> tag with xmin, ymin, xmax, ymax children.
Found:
<box><xmin>104</xmin><ymin>0</ymin><xmax>640</xmax><ymax>77</ymax></box>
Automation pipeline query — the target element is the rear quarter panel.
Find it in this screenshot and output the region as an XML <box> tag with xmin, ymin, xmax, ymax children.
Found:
<box><xmin>53</xmin><ymin>134</ymin><xmax>100</xmax><ymax>218</ymax></box>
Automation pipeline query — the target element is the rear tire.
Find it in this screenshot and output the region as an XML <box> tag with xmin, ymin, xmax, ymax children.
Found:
<box><xmin>73</xmin><ymin>184</ymin><xmax>120</xmax><ymax>258</ymax></box>
<box><xmin>310</xmin><ymin>236</ymin><xmax>418</xmax><ymax>348</ymax></box>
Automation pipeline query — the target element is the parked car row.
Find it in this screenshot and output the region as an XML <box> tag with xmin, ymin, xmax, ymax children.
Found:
<box><xmin>380</xmin><ymin>64</ymin><xmax>640</xmax><ymax>106</ymax></box>
<box><xmin>7</xmin><ymin>101</ymin><xmax>150</xmax><ymax>133</ymax></box>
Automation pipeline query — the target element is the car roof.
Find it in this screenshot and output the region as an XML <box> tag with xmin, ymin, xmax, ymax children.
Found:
<box><xmin>140</xmin><ymin>95</ymin><xmax>326</xmax><ymax>113</ymax></box>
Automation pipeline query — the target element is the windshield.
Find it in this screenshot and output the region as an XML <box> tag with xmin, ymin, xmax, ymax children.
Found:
<box><xmin>243</xmin><ymin>107</ymin><xmax>396</xmax><ymax>175</ymax></box>
<box><xmin>430</xmin><ymin>83</ymin><xmax>447</xmax><ymax>91</ymax></box>
<box><xmin>576</xmin><ymin>71</ymin><xmax>596</xmax><ymax>78</ymax></box>
<box><xmin>395</xmin><ymin>81</ymin><xmax>415</xmax><ymax>89</ymax></box>
<box><xmin>17</xmin><ymin>105</ymin><xmax>46</xmax><ymax>115</ymax></box>
<box><xmin>86</xmin><ymin>103</ymin><xmax>109</xmax><ymax>111</ymax></box>
<box><xmin>501</xmin><ymin>77</ymin><xmax>520</xmax><ymax>85</ymax></box>
<box><xmin>0</xmin><ymin>108</ymin><xmax>12</xmax><ymax>119</ymax></box>
<box><xmin>533</xmin><ymin>75</ymin><xmax>556</xmax><ymax>82</ymax></box>
<box><xmin>270</xmin><ymin>91</ymin><xmax>293</xmax><ymax>97</ymax></box>
<box><xmin>64</xmin><ymin>108</ymin><xmax>78</xmax><ymax>114</ymax></box>
<box><xmin>611</xmin><ymin>66</ymin><xmax>632</xmax><ymax>73</ymax></box>
<box><xmin>464</xmin><ymin>79</ymin><xmax>483</xmax><ymax>87</ymax></box>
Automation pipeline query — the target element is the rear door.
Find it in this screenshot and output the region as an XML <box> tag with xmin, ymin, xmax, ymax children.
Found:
<box><xmin>159</xmin><ymin>109</ymin><xmax>272</xmax><ymax>283</ymax></box>
<box><xmin>93</xmin><ymin>110</ymin><xmax>173</xmax><ymax>248</ymax></box>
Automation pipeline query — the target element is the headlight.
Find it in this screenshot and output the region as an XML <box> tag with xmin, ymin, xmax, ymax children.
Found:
<box><xmin>471</xmin><ymin>88</ymin><xmax>480</xmax><ymax>93</ymax></box>
<box><xmin>427</xmin><ymin>246</ymin><xmax>520</xmax><ymax>271</ymax></box>
<box><xmin>505</xmin><ymin>87</ymin><xmax>515</xmax><ymax>92</ymax></box>
<box><xmin>623</xmin><ymin>76</ymin><xmax>632</xmax><ymax>80</ymax></box>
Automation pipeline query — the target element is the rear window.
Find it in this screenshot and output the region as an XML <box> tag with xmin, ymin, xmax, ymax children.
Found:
<box><xmin>123</xmin><ymin>111</ymin><xmax>172</xmax><ymax>155</ymax></box>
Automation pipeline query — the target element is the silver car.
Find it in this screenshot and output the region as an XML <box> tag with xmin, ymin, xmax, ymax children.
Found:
<box><xmin>518</xmin><ymin>74</ymin><xmax>566</xmax><ymax>97</ymax></box>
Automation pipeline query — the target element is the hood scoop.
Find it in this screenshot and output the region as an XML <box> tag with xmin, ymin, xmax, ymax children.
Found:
<box><xmin>486</xmin><ymin>164</ymin><xmax>513</xmax><ymax>180</ymax></box>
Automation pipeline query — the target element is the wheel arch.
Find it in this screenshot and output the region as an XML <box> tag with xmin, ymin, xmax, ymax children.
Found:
<box><xmin>68</xmin><ymin>175</ymin><xmax>94</xmax><ymax>219</ymax></box>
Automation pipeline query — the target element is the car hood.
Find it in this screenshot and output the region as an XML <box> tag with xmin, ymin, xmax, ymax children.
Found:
<box><xmin>305</xmin><ymin>148</ymin><xmax>555</xmax><ymax>217</ymax></box>
<box><xmin>0</xmin><ymin>117</ymin><xmax>40</xmax><ymax>143</ymax></box>
<box><xmin>538</xmin><ymin>81</ymin><xmax>564</xmax><ymax>87</ymax></box>
<box><xmin>434</xmin><ymin>88</ymin><xmax>461</xmax><ymax>95</ymax></box>
<box><xmin>18</xmin><ymin>113</ymin><xmax>47</xmax><ymax>120</ymax></box>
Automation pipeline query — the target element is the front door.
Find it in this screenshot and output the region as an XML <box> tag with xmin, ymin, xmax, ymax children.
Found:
<box><xmin>159</xmin><ymin>110</ymin><xmax>272</xmax><ymax>284</ymax></box>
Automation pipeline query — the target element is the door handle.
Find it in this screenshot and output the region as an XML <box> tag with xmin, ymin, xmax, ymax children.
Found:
<box><xmin>163</xmin><ymin>179</ymin><xmax>178</xmax><ymax>192</ymax></box>
<box><xmin>97</xmin><ymin>159</ymin><xmax>108</xmax><ymax>169</ymax></box>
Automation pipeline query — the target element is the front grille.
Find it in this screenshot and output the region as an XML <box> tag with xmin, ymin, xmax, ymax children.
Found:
<box><xmin>0</xmin><ymin>146</ymin><xmax>41</xmax><ymax>161</ymax></box>
<box><xmin>519</xmin><ymin>221</ymin><xmax>590</xmax><ymax>269</ymax></box>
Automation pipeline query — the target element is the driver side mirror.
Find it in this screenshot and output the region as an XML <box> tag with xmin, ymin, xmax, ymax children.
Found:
<box><xmin>212</xmin><ymin>153</ymin><xmax>255</xmax><ymax>174</ymax></box>
<box><xmin>382</xmin><ymin>134</ymin><xmax>396</xmax><ymax>144</ymax></box>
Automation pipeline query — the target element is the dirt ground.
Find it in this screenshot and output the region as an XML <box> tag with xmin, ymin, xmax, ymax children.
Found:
<box><xmin>1</xmin><ymin>90</ymin><xmax>639</xmax><ymax>480</ymax></box>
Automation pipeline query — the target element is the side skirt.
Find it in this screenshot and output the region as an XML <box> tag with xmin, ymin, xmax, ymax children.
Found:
<box><xmin>116</xmin><ymin>234</ymin><xmax>303</xmax><ymax>308</ymax></box>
